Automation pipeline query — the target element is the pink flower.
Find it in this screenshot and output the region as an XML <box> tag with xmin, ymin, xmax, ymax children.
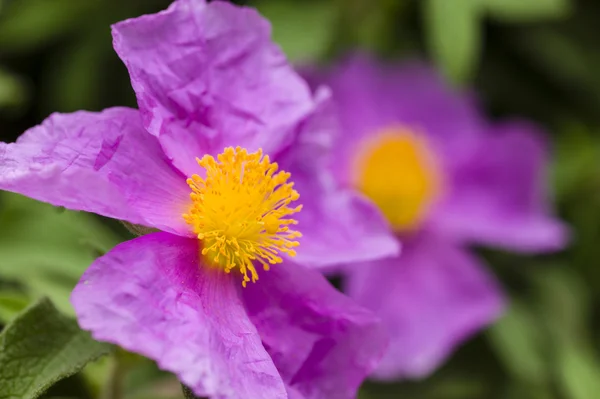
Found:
<box><xmin>0</xmin><ymin>4</ymin><xmax>398</xmax><ymax>398</ymax></box>
<box><xmin>306</xmin><ymin>54</ymin><xmax>569</xmax><ymax>380</ymax></box>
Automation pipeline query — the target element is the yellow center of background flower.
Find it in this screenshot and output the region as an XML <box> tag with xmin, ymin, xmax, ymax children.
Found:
<box><xmin>353</xmin><ymin>127</ymin><xmax>441</xmax><ymax>231</ymax></box>
<box><xmin>183</xmin><ymin>147</ymin><xmax>302</xmax><ymax>287</ymax></box>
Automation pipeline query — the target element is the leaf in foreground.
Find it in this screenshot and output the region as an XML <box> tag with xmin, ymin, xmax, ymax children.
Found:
<box><xmin>0</xmin><ymin>297</ymin><xmax>113</xmax><ymax>399</ymax></box>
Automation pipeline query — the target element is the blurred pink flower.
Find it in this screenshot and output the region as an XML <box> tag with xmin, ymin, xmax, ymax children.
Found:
<box><xmin>306</xmin><ymin>54</ymin><xmax>569</xmax><ymax>380</ymax></box>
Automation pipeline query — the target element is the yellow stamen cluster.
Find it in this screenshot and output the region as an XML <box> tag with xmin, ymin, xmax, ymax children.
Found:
<box><xmin>183</xmin><ymin>147</ymin><xmax>302</xmax><ymax>286</ymax></box>
<box><xmin>353</xmin><ymin>127</ymin><xmax>441</xmax><ymax>231</ymax></box>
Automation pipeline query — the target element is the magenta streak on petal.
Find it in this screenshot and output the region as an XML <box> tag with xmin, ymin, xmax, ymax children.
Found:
<box><xmin>94</xmin><ymin>135</ymin><xmax>123</xmax><ymax>171</ymax></box>
<box><xmin>0</xmin><ymin>107</ymin><xmax>192</xmax><ymax>236</ymax></box>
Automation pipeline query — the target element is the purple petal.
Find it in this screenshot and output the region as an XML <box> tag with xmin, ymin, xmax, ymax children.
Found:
<box><xmin>431</xmin><ymin>122</ymin><xmax>569</xmax><ymax>252</ymax></box>
<box><xmin>112</xmin><ymin>0</ymin><xmax>314</xmax><ymax>176</ymax></box>
<box><xmin>0</xmin><ymin>107</ymin><xmax>191</xmax><ymax>235</ymax></box>
<box><xmin>242</xmin><ymin>259</ymin><xmax>388</xmax><ymax>399</ymax></box>
<box><xmin>280</xmin><ymin>88</ymin><xmax>400</xmax><ymax>269</ymax></box>
<box><xmin>294</xmin><ymin>184</ymin><xmax>400</xmax><ymax>269</ymax></box>
<box><xmin>309</xmin><ymin>54</ymin><xmax>482</xmax><ymax>186</ymax></box>
<box><xmin>72</xmin><ymin>232</ymin><xmax>287</xmax><ymax>399</ymax></box>
<box><xmin>345</xmin><ymin>233</ymin><xmax>504</xmax><ymax>380</ymax></box>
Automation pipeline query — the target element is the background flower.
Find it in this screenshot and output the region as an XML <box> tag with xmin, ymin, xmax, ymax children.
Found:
<box><xmin>308</xmin><ymin>55</ymin><xmax>569</xmax><ymax>380</ymax></box>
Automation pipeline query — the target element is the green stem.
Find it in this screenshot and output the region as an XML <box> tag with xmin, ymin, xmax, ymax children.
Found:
<box><xmin>99</xmin><ymin>355</ymin><xmax>124</xmax><ymax>399</ymax></box>
<box><xmin>120</xmin><ymin>221</ymin><xmax>160</xmax><ymax>236</ymax></box>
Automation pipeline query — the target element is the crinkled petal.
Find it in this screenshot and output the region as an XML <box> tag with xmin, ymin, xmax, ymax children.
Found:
<box><xmin>307</xmin><ymin>54</ymin><xmax>483</xmax><ymax>186</ymax></box>
<box><xmin>431</xmin><ymin>122</ymin><xmax>569</xmax><ymax>252</ymax></box>
<box><xmin>112</xmin><ymin>0</ymin><xmax>314</xmax><ymax>176</ymax></box>
<box><xmin>71</xmin><ymin>232</ymin><xmax>286</xmax><ymax>399</ymax></box>
<box><xmin>294</xmin><ymin>183</ymin><xmax>400</xmax><ymax>269</ymax></box>
<box><xmin>345</xmin><ymin>233</ymin><xmax>504</xmax><ymax>380</ymax></box>
<box><xmin>0</xmin><ymin>107</ymin><xmax>191</xmax><ymax>235</ymax></box>
<box><xmin>279</xmin><ymin>88</ymin><xmax>400</xmax><ymax>269</ymax></box>
<box><xmin>242</xmin><ymin>259</ymin><xmax>387</xmax><ymax>399</ymax></box>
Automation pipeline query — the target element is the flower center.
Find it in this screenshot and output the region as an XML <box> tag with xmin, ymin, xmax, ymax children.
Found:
<box><xmin>183</xmin><ymin>147</ymin><xmax>302</xmax><ymax>287</ymax></box>
<box><xmin>352</xmin><ymin>127</ymin><xmax>441</xmax><ymax>231</ymax></box>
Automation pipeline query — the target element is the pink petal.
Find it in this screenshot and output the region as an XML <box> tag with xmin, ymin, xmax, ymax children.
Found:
<box><xmin>243</xmin><ymin>258</ymin><xmax>388</xmax><ymax>399</ymax></box>
<box><xmin>71</xmin><ymin>232</ymin><xmax>286</xmax><ymax>399</ymax></box>
<box><xmin>345</xmin><ymin>233</ymin><xmax>504</xmax><ymax>380</ymax></box>
<box><xmin>294</xmin><ymin>185</ymin><xmax>400</xmax><ymax>270</ymax></box>
<box><xmin>306</xmin><ymin>54</ymin><xmax>482</xmax><ymax>186</ymax></box>
<box><xmin>0</xmin><ymin>107</ymin><xmax>191</xmax><ymax>235</ymax></box>
<box><xmin>112</xmin><ymin>0</ymin><xmax>314</xmax><ymax>176</ymax></box>
<box><xmin>280</xmin><ymin>88</ymin><xmax>400</xmax><ymax>269</ymax></box>
<box><xmin>432</xmin><ymin>122</ymin><xmax>569</xmax><ymax>252</ymax></box>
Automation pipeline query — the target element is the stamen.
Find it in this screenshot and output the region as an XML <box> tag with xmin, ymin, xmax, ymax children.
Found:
<box><xmin>183</xmin><ymin>147</ymin><xmax>302</xmax><ymax>286</ymax></box>
<box><xmin>353</xmin><ymin>127</ymin><xmax>441</xmax><ymax>231</ymax></box>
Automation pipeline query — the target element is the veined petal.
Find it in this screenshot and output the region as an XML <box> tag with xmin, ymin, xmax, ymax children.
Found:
<box><xmin>0</xmin><ymin>107</ymin><xmax>191</xmax><ymax>235</ymax></box>
<box><xmin>112</xmin><ymin>0</ymin><xmax>314</xmax><ymax>176</ymax></box>
<box><xmin>345</xmin><ymin>233</ymin><xmax>504</xmax><ymax>380</ymax></box>
<box><xmin>432</xmin><ymin>122</ymin><xmax>569</xmax><ymax>252</ymax></box>
<box><xmin>242</xmin><ymin>259</ymin><xmax>387</xmax><ymax>399</ymax></box>
<box><xmin>71</xmin><ymin>233</ymin><xmax>286</xmax><ymax>399</ymax></box>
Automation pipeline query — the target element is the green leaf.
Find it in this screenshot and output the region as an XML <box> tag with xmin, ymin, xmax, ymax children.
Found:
<box><xmin>423</xmin><ymin>0</ymin><xmax>483</xmax><ymax>84</ymax></box>
<box><xmin>533</xmin><ymin>268</ymin><xmax>589</xmax><ymax>345</ymax></box>
<box><xmin>487</xmin><ymin>301</ymin><xmax>549</xmax><ymax>385</ymax></box>
<box><xmin>0</xmin><ymin>68</ymin><xmax>29</xmax><ymax>110</ymax></box>
<box><xmin>0</xmin><ymin>193</ymin><xmax>121</xmax><ymax>314</ymax></box>
<box><xmin>485</xmin><ymin>0</ymin><xmax>570</xmax><ymax>22</ymax></box>
<box><xmin>0</xmin><ymin>298</ymin><xmax>113</xmax><ymax>399</ymax></box>
<box><xmin>0</xmin><ymin>291</ymin><xmax>30</xmax><ymax>323</ymax></box>
<box><xmin>552</xmin><ymin>124</ymin><xmax>600</xmax><ymax>200</ymax></box>
<box><xmin>529</xmin><ymin>269</ymin><xmax>600</xmax><ymax>399</ymax></box>
<box><xmin>557</xmin><ymin>345</ymin><xmax>600</xmax><ymax>399</ymax></box>
<box><xmin>254</xmin><ymin>0</ymin><xmax>335</xmax><ymax>62</ymax></box>
<box><xmin>500</xmin><ymin>383</ymin><xmax>554</xmax><ymax>399</ymax></box>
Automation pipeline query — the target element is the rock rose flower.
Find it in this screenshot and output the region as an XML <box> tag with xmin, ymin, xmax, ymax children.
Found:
<box><xmin>307</xmin><ymin>55</ymin><xmax>568</xmax><ymax>380</ymax></box>
<box><xmin>0</xmin><ymin>4</ymin><xmax>398</xmax><ymax>398</ymax></box>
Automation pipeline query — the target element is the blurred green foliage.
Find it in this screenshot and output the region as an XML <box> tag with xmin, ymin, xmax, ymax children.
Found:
<box><xmin>423</xmin><ymin>0</ymin><xmax>571</xmax><ymax>83</ymax></box>
<box><xmin>0</xmin><ymin>193</ymin><xmax>121</xmax><ymax>316</ymax></box>
<box><xmin>0</xmin><ymin>0</ymin><xmax>599</xmax><ymax>398</ymax></box>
